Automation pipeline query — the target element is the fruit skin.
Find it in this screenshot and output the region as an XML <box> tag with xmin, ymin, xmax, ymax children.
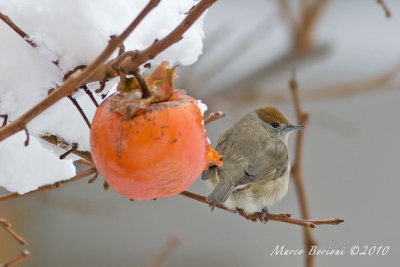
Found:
<box><xmin>90</xmin><ymin>91</ymin><xmax>211</xmax><ymax>200</ymax></box>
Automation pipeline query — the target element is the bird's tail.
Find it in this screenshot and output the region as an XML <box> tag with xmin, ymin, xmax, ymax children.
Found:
<box><xmin>206</xmin><ymin>182</ymin><xmax>235</xmax><ymax>204</ymax></box>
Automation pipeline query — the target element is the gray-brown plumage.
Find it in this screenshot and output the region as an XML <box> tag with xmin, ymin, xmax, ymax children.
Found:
<box><xmin>203</xmin><ymin>107</ymin><xmax>303</xmax><ymax>216</ymax></box>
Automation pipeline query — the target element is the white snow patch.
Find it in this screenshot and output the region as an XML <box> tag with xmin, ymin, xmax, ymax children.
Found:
<box><xmin>196</xmin><ymin>99</ymin><xmax>208</xmax><ymax>117</ymax></box>
<box><xmin>0</xmin><ymin>132</ymin><xmax>76</xmax><ymax>194</ymax></box>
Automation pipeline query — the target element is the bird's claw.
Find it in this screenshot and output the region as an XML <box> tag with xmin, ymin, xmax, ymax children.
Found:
<box><xmin>260</xmin><ymin>208</ymin><xmax>269</xmax><ymax>223</ymax></box>
<box><xmin>209</xmin><ymin>202</ymin><xmax>216</xmax><ymax>212</ymax></box>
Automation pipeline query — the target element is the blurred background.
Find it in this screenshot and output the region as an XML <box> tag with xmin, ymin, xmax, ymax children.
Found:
<box><xmin>1</xmin><ymin>0</ymin><xmax>400</xmax><ymax>266</ymax></box>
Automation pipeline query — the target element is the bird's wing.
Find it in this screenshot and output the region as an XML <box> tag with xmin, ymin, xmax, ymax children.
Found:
<box><xmin>202</xmin><ymin>127</ymin><xmax>234</xmax><ymax>180</ymax></box>
<box><xmin>235</xmin><ymin>137</ymin><xmax>288</xmax><ymax>186</ymax></box>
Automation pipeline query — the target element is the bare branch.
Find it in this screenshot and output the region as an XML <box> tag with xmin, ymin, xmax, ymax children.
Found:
<box><xmin>179</xmin><ymin>191</ymin><xmax>343</xmax><ymax>228</ymax></box>
<box><xmin>377</xmin><ymin>0</ymin><xmax>391</xmax><ymax>18</ymax></box>
<box><xmin>0</xmin><ymin>249</ymin><xmax>30</xmax><ymax>267</ymax></box>
<box><xmin>146</xmin><ymin>235</ymin><xmax>181</xmax><ymax>267</ymax></box>
<box><xmin>0</xmin><ymin>218</ymin><xmax>27</xmax><ymax>245</ymax></box>
<box><xmin>204</xmin><ymin>111</ymin><xmax>225</xmax><ymax>125</ymax></box>
<box><xmin>289</xmin><ymin>71</ymin><xmax>315</xmax><ymax>267</ymax></box>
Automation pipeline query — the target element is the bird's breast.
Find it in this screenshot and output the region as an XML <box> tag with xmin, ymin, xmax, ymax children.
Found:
<box><xmin>224</xmin><ymin>163</ymin><xmax>291</xmax><ymax>214</ymax></box>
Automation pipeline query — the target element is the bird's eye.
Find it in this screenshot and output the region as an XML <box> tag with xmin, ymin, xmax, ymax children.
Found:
<box><xmin>271</xmin><ymin>122</ymin><xmax>280</xmax><ymax>128</ymax></box>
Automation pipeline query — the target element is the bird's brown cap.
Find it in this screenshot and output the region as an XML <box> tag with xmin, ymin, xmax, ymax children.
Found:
<box><xmin>255</xmin><ymin>106</ymin><xmax>289</xmax><ymax>125</ymax></box>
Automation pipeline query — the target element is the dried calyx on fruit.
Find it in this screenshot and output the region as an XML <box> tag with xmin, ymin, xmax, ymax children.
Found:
<box><xmin>109</xmin><ymin>62</ymin><xmax>177</xmax><ymax>119</ymax></box>
<box><xmin>90</xmin><ymin>62</ymin><xmax>222</xmax><ymax>200</ymax></box>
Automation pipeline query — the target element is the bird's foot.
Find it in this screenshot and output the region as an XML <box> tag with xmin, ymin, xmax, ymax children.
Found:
<box><xmin>260</xmin><ymin>208</ymin><xmax>269</xmax><ymax>223</ymax></box>
<box><xmin>209</xmin><ymin>202</ymin><xmax>216</xmax><ymax>212</ymax></box>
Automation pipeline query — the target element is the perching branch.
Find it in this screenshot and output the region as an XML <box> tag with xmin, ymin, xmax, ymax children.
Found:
<box><xmin>0</xmin><ymin>0</ymin><xmax>161</xmax><ymax>142</ymax></box>
<box><xmin>179</xmin><ymin>191</ymin><xmax>343</xmax><ymax>228</ymax></box>
<box><xmin>289</xmin><ymin>71</ymin><xmax>315</xmax><ymax>267</ymax></box>
<box><xmin>0</xmin><ymin>218</ymin><xmax>27</xmax><ymax>245</ymax></box>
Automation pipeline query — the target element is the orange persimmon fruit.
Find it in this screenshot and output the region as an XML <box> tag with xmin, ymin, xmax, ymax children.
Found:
<box><xmin>90</xmin><ymin>62</ymin><xmax>222</xmax><ymax>200</ymax></box>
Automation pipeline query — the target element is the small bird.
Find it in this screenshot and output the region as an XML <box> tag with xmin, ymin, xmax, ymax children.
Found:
<box><xmin>202</xmin><ymin>107</ymin><xmax>303</xmax><ymax>220</ymax></box>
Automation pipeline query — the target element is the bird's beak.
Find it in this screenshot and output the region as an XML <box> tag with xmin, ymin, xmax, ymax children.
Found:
<box><xmin>285</xmin><ymin>125</ymin><xmax>304</xmax><ymax>132</ymax></box>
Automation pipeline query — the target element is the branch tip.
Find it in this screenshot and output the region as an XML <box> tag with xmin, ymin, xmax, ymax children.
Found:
<box><xmin>377</xmin><ymin>0</ymin><xmax>391</xmax><ymax>18</ymax></box>
<box><xmin>204</xmin><ymin>111</ymin><xmax>225</xmax><ymax>125</ymax></box>
<box><xmin>23</xmin><ymin>127</ymin><xmax>29</xmax><ymax>146</ymax></box>
<box><xmin>0</xmin><ymin>218</ymin><xmax>27</xmax><ymax>245</ymax></box>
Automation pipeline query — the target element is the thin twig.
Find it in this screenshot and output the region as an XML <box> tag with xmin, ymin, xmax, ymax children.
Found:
<box><xmin>75</xmin><ymin>159</ymin><xmax>95</xmax><ymax>167</ymax></box>
<box><xmin>59</xmin><ymin>143</ymin><xmax>78</xmax><ymax>159</ymax></box>
<box><xmin>377</xmin><ymin>0</ymin><xmax>391</xmax><ymax>18</ymax></box>
<box><xmin>63</xmin><ymin>65</ymin><xmax>87</xmax><ymax>80</ymax></box>
<box><xmin>67</xmin><ymin>96</ymin><xmax>91</xmax><ymax>129</ymax></box>
<box><xmin>40</xmin><ymin>135</ymin><xmax>93</xmax><ymax>163</ymax></box>
<box><xmin>95</xmin><ymin>79</ymin><xmax>107</xmax><ymax>94</ymax></box>
<box><xmin>204</xmin><ymin>111</ymin><xmax>225</xmax><ymax>125</ymax></box>
<box><xmin>0</xmin><ymin>249</ymin><xmax>30</xmax><ymax>267</ymax></box>
<box><xmin>110</xmin><ymin>35</ymin><xmax>126</xmax><ymax>56</ymax></box>
<box><xmin>88</xmin><ymin>171</ymin><xmax>99</xmax><ymax>184</ymax></box>
<box><xmin>82</xmin><ymin>85</ymin><xmax>99</xmax><ymax>107</ymax></box>
<box><xmin>179</xmin><ymin>191</ymin><xmax>343</xmax><ymax>228</ymax></box>
<box><xmin>1</xmin><ymin>115</ymin><xmax>8</xmax><ymax>127</ymax></box>
<box><xmin>289</xmin><ymin>71</ymin><xmax>315</xmax><ymax>267</ymax></box>
<box><xmin>0</xmin><ymin>12</ymin><xmax>37</xmax><ymax>47</ymax></box>
<box><xmin>103</xmin><ymin>181</ymin><xmax>110</xmax><ymax>191</ymax></box>
<box><xmin>0</xmin><ymin>218</ymin><xmax>27</xmax><ymax>245</ymax></box>
<box><xmin>0</xmin><ymin>168</ymin><xmax>97</xmax><ymax>202</ymax></box>
<box><xmin>23</xmin><ymin>127</ymin><xmax>29</xmax><ymax>146</ymax></box>
<box><xmin>64</xmin><ymin>66</ymin><xmax>100</xmax><ymax>107</ymax></box>
<box><xmin>145</xmin><ymin>235</ymin><xmax>181</xmax><ymax>267</ymax></box>
<box><xmin>0</xmin><ymin>0</ymin><xmax>161</xmax><ymax>142</ymax></box>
